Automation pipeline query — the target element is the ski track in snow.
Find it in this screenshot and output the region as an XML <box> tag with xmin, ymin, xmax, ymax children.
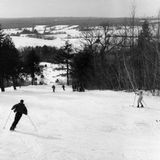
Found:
<box><xmin>1</xmin><ymin>85</ymin><xmax>160</xmax><ymax>159</ymax></box>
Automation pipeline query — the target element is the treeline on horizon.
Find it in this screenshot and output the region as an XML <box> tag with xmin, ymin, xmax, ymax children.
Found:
<box><xmin>0</xmin><ymin>19</ymin><xmax>160</xmax><ymax>95</ymax></box>
<box><xmin>0</xmin><ymin>17</ymin><xmax>142</xmax><ymax>29</ymax></box>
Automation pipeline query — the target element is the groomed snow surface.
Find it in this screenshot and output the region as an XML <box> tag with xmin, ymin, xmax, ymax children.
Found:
<box><xmin>1</xmin><ymin>85</ymin><xmax>160</xmax><ymax>160</ymax></box>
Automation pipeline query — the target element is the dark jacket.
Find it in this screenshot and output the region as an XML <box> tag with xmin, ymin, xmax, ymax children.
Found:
<box><xmin>11</xmin><ymin>103</ymin><xmax>28</xmax><ymax>115</ymax></box>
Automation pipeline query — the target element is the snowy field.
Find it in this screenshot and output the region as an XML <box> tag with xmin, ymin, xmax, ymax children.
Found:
<box><xmin>1</xmin><ymin>85</ymin><xmax>160</xmax><ymax>160</ymax></box>
<box><xmin>3</xmin><ymin>25</ymin><xmax>82</xmax><ymax>49</ymax></box>
<box><xmin>10</xmin><ymin>36</ymin><xmax>81</xmax><ymax>49</ymax></box>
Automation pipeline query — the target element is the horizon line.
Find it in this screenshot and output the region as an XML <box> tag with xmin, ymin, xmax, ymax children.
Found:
<box><xmin>0</xmin><ymin>16</ymin><xmax>156</xmax><ymax>19</ymax></box>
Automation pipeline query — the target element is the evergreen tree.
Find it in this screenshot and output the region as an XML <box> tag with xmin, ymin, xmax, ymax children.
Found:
<box><xmin>0</xmin><ymin>26</ymin><xmax>5</xmax><ymax>91</ymax></box>
<box><xmin>57</xmin><ymin>41</ymin><xmax>74</xmax><ymax>85</ymax></box>
<box><xmin>2</xmin><ymin>36</ymin><xmax>21</xmax><ymax>90</ymax></box>
<box><xmin>134</xmin><ymin>20</ymin><xmax>156</xmax><ymax>89</ymax></box>
<box><xmin>24</xmin><ymin>49</ymin><xmax>40</xmax><ymax>85</ymax></box>
<box><xmin>0</xmin><ymin>31</ymin><xmax>21</xmax><ymax>92</ymax></box>
<box><xmin>71</xmin><ymin>49</ymin><xmax>94</xmax><ymax>89</ymax></box>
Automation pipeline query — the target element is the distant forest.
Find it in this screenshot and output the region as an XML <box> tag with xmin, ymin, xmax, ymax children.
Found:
<box><xmin>0</xmin><ymin>17</ymin><xmax>143</xmax><ymax>29</ymax></box>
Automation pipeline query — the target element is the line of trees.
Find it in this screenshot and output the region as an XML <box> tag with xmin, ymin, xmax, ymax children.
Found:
<box><xmin>1</xmin><ymin>18</ymin><xmax>160</xmax><ymax>93</ymax></box>
<box><xmin>20</xmin><ymin>42</ymin><xmax>74</xmax><ymax>86</ymax></box>
<box><xmin>0</xmin><ymin>28</ymin><xmax>74</xmax><ymax>92</ymax></box>
<box><xmin>0</xmin><ymin>26</ymin><xmax>41</xmax><ymax>92</ymax></box>
<box><xmin>71</xmin><ymin>20</ymin><xmax>160</xmax><ymax>92</ymax></box>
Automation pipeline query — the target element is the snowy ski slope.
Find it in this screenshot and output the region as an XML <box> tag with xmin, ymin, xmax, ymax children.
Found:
<box><xmin>0</xmin><ymin>85</ymin><xmax>160</xmax><ymax>160</ymax></box>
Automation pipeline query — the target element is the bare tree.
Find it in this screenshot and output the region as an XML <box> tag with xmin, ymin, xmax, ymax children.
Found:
<box><xmin>153</xmin><ymin>10</ymin><xmax>160</xmax><ymax>95</ymax></box>
<box><xmin>130</xmin><ymin>0</ymin><xmax>136</xmax><ymax>47</ymax></box>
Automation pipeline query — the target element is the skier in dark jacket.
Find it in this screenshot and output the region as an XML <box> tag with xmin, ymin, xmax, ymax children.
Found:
<box><xmin>10</xmin><ymin>99</ymin><xmax>28</xmax><ymax>131</ymax></box>
<box><xmin>62</xmin><ymin>84</ymin><xmax>65</xmax><ymax>91</ymax></box>
<box><xmin>52</xmin><ymin>85</ymin><xmax>55</xmax><ymax>92</ymax></box>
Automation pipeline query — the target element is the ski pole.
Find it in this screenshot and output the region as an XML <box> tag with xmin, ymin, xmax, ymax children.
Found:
<box><xmin>3</xmin><ymin>110</ymin><xmax>12</xmax><ymax>129</ymax></box>
<box><xmin>132</xmin><ymin>92</ymin><xmax>137</xmax><ymax>107</ymax></box>
<box><xmin>27</xmin><ymin>115</ymin><xmax>38</xmax><ymax>131</ymax></box>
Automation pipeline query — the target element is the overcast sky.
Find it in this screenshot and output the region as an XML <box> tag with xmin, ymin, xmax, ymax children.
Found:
<box><xmin>0</xmin><ymin>0</ymin><xmax>159</xmax><ymax>18</ymax></box>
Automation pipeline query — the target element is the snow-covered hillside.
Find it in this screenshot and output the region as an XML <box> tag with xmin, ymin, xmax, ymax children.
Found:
<box><xmin>3</xmin><ymin>25</ymin><xmax>82</xmax><ymax>49</ymax></box>
<box><xmin>10</xmin><ymin>35</ymin><xmax>81</xmax><ymax>49</ymax></box>
<box><xmin>1</xmin><ymin>85</ymin><xmax>160</xmax><ymax>160</ymax></box>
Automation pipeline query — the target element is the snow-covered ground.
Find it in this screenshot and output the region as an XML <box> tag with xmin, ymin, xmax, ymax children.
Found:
<box><xmin>11</xmin><ymin>36</ymin><xmax>81</xmax><ymax>49</ymax></box>
<box><xmin>11</xmin><ymin>36</ymin><xmax>65</xmax><ymax>48</ymax></box>
<box><xmin>1</xmin><ymin>85</ymin><xmax>160</xmax><ymax>160</ymax></box>
<box><xmin>39</xmin><ymin>62</ymin><xmax>66</xmax><ymax>84</ymax></box>
<box><xmin>3</xmin><ymin>25</ymin><xmax>82</xmax><ymax>49</ymax></box>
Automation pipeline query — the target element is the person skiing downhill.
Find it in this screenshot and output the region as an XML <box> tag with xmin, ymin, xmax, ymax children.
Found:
<box><xmin>52</xmin><ymin>85</ymin><xmax>55</xmax><ymax>92</ymax></box>
<box><xmin>62</xmin><ymin>85</ymin><xmax>65</xmax><ymax>91</ymax></box>
<box><xmin>10</xmin><ymin>99</ymin><xmax>28</xmax><ymax>131</ymax></box>
<box><xmin>136</xmin><ymin>90</ymin><xmax>144</xmax><ymax>108</ymax></box>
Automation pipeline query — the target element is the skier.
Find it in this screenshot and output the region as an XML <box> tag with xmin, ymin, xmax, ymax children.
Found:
<box><xmin>136</xmin><ymin>90</ymin><xmax>144</xmax><ymax>108</ymax></box>
<box><xmin>10</xmin><ymin>99</ymin><xmax>28</xmax><ymax>131</ymax></box>
<box><xmin>62</xmin><ymin>84</ymin><xmax>65</xmax><ymax>91</ymax></box>
<box><xmin>52</xmin><ymin>85</ymin><xmax>55</xmax><ymax>92</ymax></box>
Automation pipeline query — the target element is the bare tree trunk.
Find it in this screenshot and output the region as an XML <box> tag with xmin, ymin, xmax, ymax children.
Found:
<box><xmin>123</xmin><ymin>53</ymin><xmax>135</xmax><ymax>91</ymax></box>
<box><xmin>130</xmin><ymin>0</ymin><xmax>136</xmax><ymax>48</ymax></box>
<box><xmin>66</xmin><ymin>59</ymin><xmax>69</xmax><ymax>86</ymax></box>
<box><xmin>12</xmin><ymin>76</ymin><xmax>17</xmax><ymax>90</ymax></box>
<box><xmin>31</xmin><ymin>73</ymin><xmax>35</xmax><ymax>85</ymax></box>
